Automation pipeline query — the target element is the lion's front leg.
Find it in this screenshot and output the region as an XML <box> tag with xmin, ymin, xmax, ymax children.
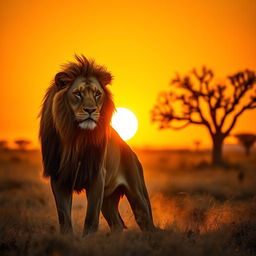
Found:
<box><xmin>51</xmin><ymin>179</ymin><xmax>73</xmax><ymax>235</ymax></box>
<box><xmin>83</xmin><ymin>169</ymin><xmax>105</xmax><ymax>236</ymax></box>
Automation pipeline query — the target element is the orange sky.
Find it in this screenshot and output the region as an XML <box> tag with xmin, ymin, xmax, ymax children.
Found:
<box><xmin>0</xmin><ymin>0</ymin><xmax>256</xmax><ymax>149</ymax></box>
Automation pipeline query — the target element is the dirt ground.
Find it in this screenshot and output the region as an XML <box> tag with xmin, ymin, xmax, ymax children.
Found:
<box><xmin>0</xmin><ymin>149</ymin><xmax>256</xmax><ymax>256</ymax></box>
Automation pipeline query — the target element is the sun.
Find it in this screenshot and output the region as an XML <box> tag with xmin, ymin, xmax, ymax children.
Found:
<box><xmin>111</xmin><ymin>107</ymin><xmax>138</xmax><ymax>141</ymax></box>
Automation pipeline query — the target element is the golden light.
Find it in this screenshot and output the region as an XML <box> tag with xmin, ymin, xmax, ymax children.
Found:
<box><xmin>111</xmin><ymin>107</ymin><xmax>138</xmax><ymax>141</ymax></box>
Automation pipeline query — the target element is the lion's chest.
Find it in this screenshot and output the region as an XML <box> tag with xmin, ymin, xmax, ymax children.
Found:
<box><xmin>71</xmin><ymin>149</ymin><xmax>104</xmax><ymax>192</ymax></box>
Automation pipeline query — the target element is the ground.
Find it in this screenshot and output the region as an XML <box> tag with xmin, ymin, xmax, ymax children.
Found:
<box><xmin>0</xmin><ymin>149</ymin><xmax>256</xmax><ymax>256</ymax></box>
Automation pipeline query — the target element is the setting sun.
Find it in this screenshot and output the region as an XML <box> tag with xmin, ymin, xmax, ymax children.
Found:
<box><xmin>111</xmin><ymin>107</ymin><xmax>138</xmax><ymax>141</ymax></box>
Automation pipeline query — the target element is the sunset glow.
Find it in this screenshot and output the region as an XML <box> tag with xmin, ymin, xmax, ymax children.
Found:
<box><xmin>0</xmin><ymin>0</ymin><xmax>255</xmax><ymax>148</ymax></box>
<box><xmin>112</xmin><ymin>108</ymin><xmax>138</xmax><ymax>141</ymax></box>
<box><xmin>1</xmin><ymin>1</ymin><xmax>256</xmax><ymax>253</ymax></box>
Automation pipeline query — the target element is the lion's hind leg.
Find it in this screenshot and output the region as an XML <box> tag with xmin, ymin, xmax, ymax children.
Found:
<box><xmin>125</xmin><ymin>186</ymin><xmax>155</xmax><ymax>232</ymax></box>
<box><xmin>124</xmin><ymin>158</ymin><xmax>155</xmax><ymax>232</ymax></box>
<box><xmin>102</xmin><ymin>187</ymin><xmax>126</xmax><ymax>232</ymax></box>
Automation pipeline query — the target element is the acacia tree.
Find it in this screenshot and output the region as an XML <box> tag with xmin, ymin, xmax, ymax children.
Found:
<box><xmin>235</xmin><ymin>133</ymin><xmax>256</xmax><ymax>156</ymax></box>
<box><xmin>0</xmin><ymin>140</ymin><xmax>8</xmax><ymax>151</ymax></box>
<box><xmin>14</xmin><ymin>139</ymin><xmax>31</xmax><ymax>151</ymax></box>
<box><xmin>151</xmin><ymin>67</ymin><xmax>256</xmax><ymax>165</ymax></box>
<box><xmin>193</xmin><ymin>140</ymin><xmax>201</xmax><ymax>151</ymax></box>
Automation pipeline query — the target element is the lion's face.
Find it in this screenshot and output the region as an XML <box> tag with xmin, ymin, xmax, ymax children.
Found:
<box><xmin>67</xmin><ymin>76</ymin><xmax>105</xmax><ymax>130</ymax></box>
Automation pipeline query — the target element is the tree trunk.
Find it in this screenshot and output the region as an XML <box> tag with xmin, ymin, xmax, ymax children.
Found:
<box><xmin>212</xmin><ymin>135</ymin><xmax>224</xmax><ymax>166</ymax></box>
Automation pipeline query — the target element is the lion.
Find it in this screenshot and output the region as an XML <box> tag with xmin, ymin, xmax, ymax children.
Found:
<box><xmin>39</xmin><ymin>55</ymin><xmax>155</xmax><ymax>235</ymax></box>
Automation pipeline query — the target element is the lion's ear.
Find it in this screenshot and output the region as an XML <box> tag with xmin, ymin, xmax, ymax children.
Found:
<box><xmin>100</xmin><ymin>72</ymin><xmax>113</xmax><ymax>86</ymax></box>
<box><xmin>55</xmin><ymin>72</ymin><xmax>68</xmax><ymax>89</ymax></box>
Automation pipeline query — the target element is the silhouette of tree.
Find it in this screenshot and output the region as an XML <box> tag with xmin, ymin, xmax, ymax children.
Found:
<box><xmin>235</xmin><ymin>133</ymin><xmax>256</xmax><ymax>156</ymax></box>
<box><xmin>193</xmin><ymin>140</ymin><xmax>201</xmax><ymax>151</ymax></box>
<box><xmin>14</xmin><ymin>139</ymin><xmax>31</xmax><ymax>151</ymax></box>
<box><xmin>151</xmin><ymin>67</ymin><xmax>256</xmax><ymax>165</ymax></box>
<box><xmin>0</xmin><ymin>140</ymin><xmax>8</xmax><ymax>151</ymax></box>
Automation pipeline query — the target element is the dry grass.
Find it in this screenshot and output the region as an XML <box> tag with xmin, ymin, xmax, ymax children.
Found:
<box><xmin>0</xmin><ymin>149</ymin><xmax>256</xmax><ymax>256</ymax></box>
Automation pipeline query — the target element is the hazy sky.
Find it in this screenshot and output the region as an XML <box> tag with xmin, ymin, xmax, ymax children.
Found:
<box><xmin>0</xmin><ymin>0</ymin><xmax>255</xmax><ymax>148</ymax></box>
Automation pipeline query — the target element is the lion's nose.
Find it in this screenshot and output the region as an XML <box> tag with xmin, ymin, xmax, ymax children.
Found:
<box><xmin>84</xmin><ymin>108</ymin><xmax>96</xmax><ymax>114</ymax></box>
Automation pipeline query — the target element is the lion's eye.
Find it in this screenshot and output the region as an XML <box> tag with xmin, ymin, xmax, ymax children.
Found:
<box><xmin>74</xmin><ymin>91</ymin><xmax>82</xmax><ymax>99</ymax></box>
<box><xmin>95</xmin><ymin>91</ymin><xmax>102</xmax><ymax>98</ymax></box>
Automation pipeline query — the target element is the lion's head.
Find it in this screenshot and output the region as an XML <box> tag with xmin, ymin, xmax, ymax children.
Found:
<box><xmin>64</xmin><ymin>76</ymin><xmax>105</xmax><ymax>130</ymax></box>
<box><xmin>39</xmin><ymin>55</ymin><xmax>115</xmax><ymax>184</ymax></box>
<box><xmin>45</xmin><ymin>55</ymin><xmax>114</xmax><ymax>143</ymax></box>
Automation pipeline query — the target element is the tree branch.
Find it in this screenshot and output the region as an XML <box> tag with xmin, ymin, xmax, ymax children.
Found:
<box><xmin>152</xmin><ymin>68</ymin><xmax>256</xmax><ymax>141</ymax></box>
<box><xmin>224</xmin><ymin>98</ymin><xmax>256</xmax><ymax>136</ymax></box>
<box><xmin>171</xmin><ymin>70</ymin><xmax>214</xmax><ymax>135</ymax></box>
<box><xmin>220</xmin><ymin>70</ymin><xmax>256</xmax><ymax>128</ymax></box>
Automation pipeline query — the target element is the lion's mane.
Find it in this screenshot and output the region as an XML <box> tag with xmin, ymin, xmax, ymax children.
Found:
<box><xmin>39</xmin><ymin>55</ymin><xmax>115</xmax><ymax>192</ymax></box>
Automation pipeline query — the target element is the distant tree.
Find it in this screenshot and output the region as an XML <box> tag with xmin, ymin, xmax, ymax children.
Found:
<box><xmin>14</xmin><ymin>139</ymin><xmax>31</xmax><ymax>151</ymax></box>
<box><xmin>193</xmin><ymin>140</ymin><xmax>201</xmax><ymax>151</ymax></box>
<box><xmin>151</xmin><ymin>67</ymin><xmax>256</xmax><ymax>165</ymax></box>
<box><xmin>0</xmin><ymin>140</ymin><xmax>9</xmax><ymax>151</ymax></box>
<box><xmin>235</xmin><ymin>133</ymin><xmax>256</xmax><ymax>156</ymax></box>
